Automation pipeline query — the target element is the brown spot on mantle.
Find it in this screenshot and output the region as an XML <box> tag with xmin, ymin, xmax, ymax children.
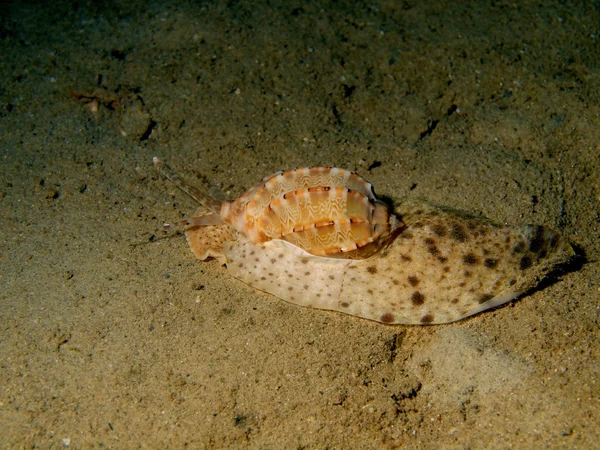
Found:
<box><xmin>484</xmin><ymin>258</ymin><xmax>498</xmax><ymax>269</ymax></box>
<box><xmin>411</xmin><ymin>291</ymin><xmax>425</xmax><ymax>306</ymax></box>
<box><xmin>463</xmin><ymin>253</ymin><xmax>479</xmax><ymax>265</ymax></box>
<box><xmin>519</xmin><ymin>255</ymin><xmax>533</xmax><ymax>270</ymax></box>
<box><xmin>421</xmin><ymin>314</ymin><xmax>434</xmax><ymax>324</ymax></box>
<box><xmin>380</xmin><ymin>313</ymin><xmax>395</xmax><ymax>323</ymax></box>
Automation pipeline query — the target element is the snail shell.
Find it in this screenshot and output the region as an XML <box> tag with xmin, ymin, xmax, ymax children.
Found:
<box><xmin>220</xmin><ymin>167</ymin><xmax>402</xmax><ymax>258</ymax></box>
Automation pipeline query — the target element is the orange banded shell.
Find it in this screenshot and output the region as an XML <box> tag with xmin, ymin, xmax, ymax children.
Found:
<box><xmin>220</xmin><ymin>167</ymin><xmax>402</xmax><ymax>258</ymax></box>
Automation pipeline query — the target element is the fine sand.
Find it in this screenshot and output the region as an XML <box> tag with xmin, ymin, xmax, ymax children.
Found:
<box><xmin>1</xmin><ymin>1</ymin><xmax>598</xmax><ymax>448</ymax></box>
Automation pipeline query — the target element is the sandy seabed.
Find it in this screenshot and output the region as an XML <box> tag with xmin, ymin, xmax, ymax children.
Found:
<box><xmin>1</xmin><ymin>1</ymin><xmax>599</xmax><ymax>448</ymax></box>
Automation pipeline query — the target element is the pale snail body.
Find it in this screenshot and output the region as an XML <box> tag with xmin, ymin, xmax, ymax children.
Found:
<box><xmin>154</xmin><ymin>158</ymin><xmax>574</xmax><ymax>325</ymax></box>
